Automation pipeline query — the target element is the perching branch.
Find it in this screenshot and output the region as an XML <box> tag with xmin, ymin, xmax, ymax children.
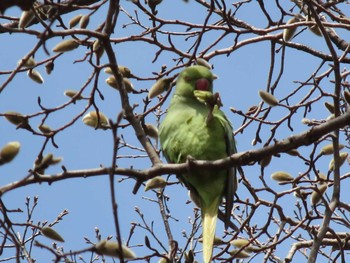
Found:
<box><xmin>1</xmin><ymin>109</ymin><xmax>349</xmax><ymax>196</ymax></box>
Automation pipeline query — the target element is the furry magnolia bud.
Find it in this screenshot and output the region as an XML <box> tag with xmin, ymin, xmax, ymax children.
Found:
<box><xmin>307</xmin><ymin>17</ymin><xmax>322</xmax><ymax>37</ymax></box>
<box><xmin>324</xmin><ymin>102</ymin><xmax>335</xmax><ymax>114</ymax></box>
<box><xmin>106</xmin><ymin>76</ymin><xmax>133</xmax><ymax>92</ymax></box>
<box><xmin>18</xmin><ymin>10</ymin><xmax>35</xmax><ymax>28</ymax></box>
<box><xmin>258</xmin><ymin>90</ymin><xmax>278</xmax><ymax>106</ymax></box>
<box><xmin>158</xmin><ymin>257</ymin><xmax>168</xmax><ymax>263</ymax></box>
<box><xmin>82</xmin><ymin>111</ymin><xmax>109</xmax><ymax>129</ymax></box>
<box><xmin>41</xmin><ymin>227</ymin><xmax>65</xmax><ymax>242</ymax></box>
<box><xmin>196</xmin><ymin>58</ymin><xmax>212</xmax><ymax>69</ymax></box>
<box><xmin>316</xmin><ymin>173</ymin><xmax>327</xmax><ymax>184</ymax></box>
<box><xmin>230</xmin><ymin>238</ymin><xmax>254</xmax><ymax>253</ymax></box>
<box><xmin>148</xmin><ymin>78</ymin><xmax>172</xmax><ymax>99</ymax></box>
<box><xmin>93</xmin><ymin>39</ymin><xmax>104</xmax><ymax>59</ymax></box>
<box><xmin>283</xmin><ymin>16</ymin><xmax>300</xmax><ymax>41</ymax></box>
<box><xmin>229</xmin><ymin>249</ymin><xmax>251</xmax><ymax>258</ymax></box>
<box><xmin>119</xmin><ymin>66</ymin><xmax>132</xmax><ymax>78</ymax></box>
<box><xmin>144</xmin><ymin>124</ymin><xmax>159</xmax><ymax>139</ymax></box>
<box><xmin>184</xmin><ymin>250</ymin><xmax>194</xmax><ymax>263</ymax></box>
<box><xmin>27</xmin><ymin>69</ymin><xmax>44</xmax><ymax>84</ymax></box>
<box><xmin>198</xmin><ymin>236</ymin><xmax>225</xmax><ymax>246</ymax></box>
<box><xmin>52</xmin><ymin>39</ymin><xmax>79</xmax><ymax>53</ymax></box>
<box><xmin>294</xmin><ymin>189</ymin><xmax>308</xmax><ymax>199</ymax></box>
<box><xmin>271</xmin><ymin>171</ymin><xmax>294</xmax><ymax>182</ymax></box>
<box><xmin>328</xmin><ymin>152</ymin><xmax>348</xmax><ymax>171</ymax></box>
<box><xmin>18</xmin><ymin>57</ymin><xmax>36</xmax><ymax>68</ymax></box>
<box><xmin>64</xmin><ymin>90</ymin><xmax>83</xmax><ymax>100</ymax></box>
<box><xmin>320</xmin><ymin>143</ymin><xmax>344</xmax><ymax>155</ymax></box>
<box><xmin>41</xmin><ymin>153</ymin><xmax>60</xmax><ymax>166</ymax></box>
<box><xmin>285</xmin><ymin>149</ymin><xmax>300</xmax><ymax>156</ymax></box>
<box><xmin>38</xmin><ymin>124</ymin><xmax>52</xmax><ymax>134</ymax></box>
<box><xmin>144</xmin><ymin>176</ymin><xmax>166</xmax><ymax>191</ymax></box>
<box><xmin>260</xmin><ymin>155</ymin><xmax>272</xmax><ymax>167</ymax></box>
<box><xmin>34</xmin><ymin>153</ymin><xmax>62</xmax><ymax>174</ymax></box>
<box><xmin>301</xmin><ymin>118</ymin><xmax>310</xmax><ymax>125</ymax></box>
<box><xmin>310</xmin><ymin>183</ymin><xmax>328</xmax><ymax>205</ymax></box>
<box><xmin>0</xmin><ymin>141</ymin><xmax>20</xmax><ymax>164</ymax></box>
<box><xmin>50</xmin><ymin>156</ymin><xmax>63</xmax><ymax>165</ymax></box>
<box><xmin>95</xmin><ymin>240</ymin><xmax>136</xmax><ymax>259</ymax></box>
<box><xmin>104</xmin><ymin>66</ymin><xmax>132</xmax><ymax>78</ymax></box>
<box><xmin>122</xmin><ymin>78</ymin><xmax>134</xmax><ymax>92</ymax></box>
<box><xmin>45</xmin><ymin>61</ymin><xmax>54</xmax><ymax>74</ymax></box>
<box><xmin>79</xmin><ymin>14</ymin><xmax>90</xmax><ymax>29</ymax></box>
<box><xmin>69</xmin><ymin>14</ymin><xmax>83</xmax><ymax>28</ymax></box>
<box><xmin>4</xmin><ymin>111</ymin><xmax>26</xmax><ymax>126</ymax></box>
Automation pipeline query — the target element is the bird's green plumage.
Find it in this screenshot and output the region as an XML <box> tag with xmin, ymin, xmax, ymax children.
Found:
<box><xmin>159</xmin><ymin>65</ymin><xmax>237</xmax><ymax>263</ymax></box>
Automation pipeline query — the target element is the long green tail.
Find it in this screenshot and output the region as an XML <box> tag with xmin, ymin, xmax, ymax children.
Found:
<box><xmin>202</xmin><ymin>198</ymin><xmax>220</xmax><ymax>263</ymax></box>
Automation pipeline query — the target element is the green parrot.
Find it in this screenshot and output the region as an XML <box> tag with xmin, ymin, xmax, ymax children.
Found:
<box><xmin>159</xmin><ymin>65</ymin><xmax>237</xmax><ymax>263</ymax></box>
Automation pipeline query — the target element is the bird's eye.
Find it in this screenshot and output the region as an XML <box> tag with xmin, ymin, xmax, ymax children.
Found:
<box><xmin>184</xmin><ymin>76</ymin><xmax>192</xmax><ymax>82</ymax></box>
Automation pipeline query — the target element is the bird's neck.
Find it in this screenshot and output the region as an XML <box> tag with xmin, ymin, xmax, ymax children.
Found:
<box><xmin>171</xmin><ymin>94</ymin><xmax>199</xmax><ymax>105</ymax></box>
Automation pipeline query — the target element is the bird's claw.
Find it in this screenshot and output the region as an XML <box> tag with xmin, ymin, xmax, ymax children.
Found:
<box><xmin>194</xmin><ymin>90</ymin><xmax>223</xmax><ymax>124</ymax></box>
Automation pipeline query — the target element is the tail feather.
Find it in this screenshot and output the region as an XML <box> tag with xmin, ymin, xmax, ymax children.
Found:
<box><xmin>202</xmin><ymin>198</ymin><xmax>220</xmax><ymax>263</ymax></box>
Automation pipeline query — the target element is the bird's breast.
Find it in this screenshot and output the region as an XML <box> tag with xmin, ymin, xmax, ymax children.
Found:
<box><xmin>160</xmin><ymin>102</ymin><xmax>227</xmax><ymax>163</ymax></box>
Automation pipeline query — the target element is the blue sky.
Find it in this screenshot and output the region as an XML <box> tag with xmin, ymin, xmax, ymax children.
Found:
<box><xmin>1</xmin><ymin>1</ymin><xmax>350</xmax><ymax>262</ymax></box>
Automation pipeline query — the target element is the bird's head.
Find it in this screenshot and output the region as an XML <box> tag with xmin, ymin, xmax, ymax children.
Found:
<box><xmin>175</xmin><ymin>65</ymin><xmax>216</xmax><ymax>98</ymax></box>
